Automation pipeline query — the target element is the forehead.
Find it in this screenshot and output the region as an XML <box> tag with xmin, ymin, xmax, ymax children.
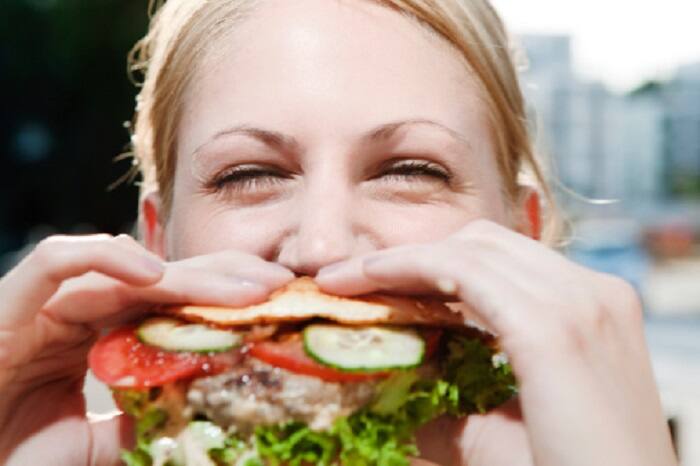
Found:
<box><xmin>179</xmin><ymin>0</ymin><xmax>489</xmax><ymax>157</ymax></box>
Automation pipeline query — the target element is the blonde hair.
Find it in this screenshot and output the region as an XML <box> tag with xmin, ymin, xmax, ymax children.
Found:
<box><xmin>128</xmin><ymin>0</ymin><xmax>559</xmax><ymax>241</ymax></box>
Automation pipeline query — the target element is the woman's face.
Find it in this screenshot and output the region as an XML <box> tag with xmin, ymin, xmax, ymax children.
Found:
<box><xmin>150</xmin><ymin>0</ymin><xmax>519</xmax><ymax>274</ymax></box>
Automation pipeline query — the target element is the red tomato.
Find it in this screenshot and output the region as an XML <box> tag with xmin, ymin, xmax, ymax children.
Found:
<box><xmin>248</xmin><ymin>335</ymin><xmax>389</xmax><ymax>383</ymax></box>
<box><xmin>88</xmin><ymin>326</ymin><xmax>236</xmax><ymax>388</ymax></box>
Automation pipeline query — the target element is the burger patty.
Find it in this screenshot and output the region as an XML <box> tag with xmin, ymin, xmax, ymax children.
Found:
<box><xmin>186</xmin><ymin>358</ymin><xmax>378</xmax><ymax>433</ymax></box>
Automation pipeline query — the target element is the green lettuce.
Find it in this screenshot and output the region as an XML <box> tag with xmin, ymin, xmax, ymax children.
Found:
<box><xmin>209</xmin><ymin>436</ymin><xmax>248</xmax><ymax>465</ymax></box>
<box><xmin>442</xmin><ymin>333</ymin><xmax>517</xmax><ymax>414</ymax></box>
<box><xmin>121</xmin><ymin>405</ymin><xmax>168</xmax><ymax>466</ymax></box>
<box><xmin>113</xmin><ymin>388</ymin><xmax>150</xmax><ymax>418</ymax></box>
<box><xmin>256</xmin><ymin>422</ymin><xmax>337</xmax><ymax>465</ymax></box>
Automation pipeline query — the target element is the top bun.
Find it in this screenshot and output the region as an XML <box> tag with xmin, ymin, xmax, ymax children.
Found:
<box><xmin>164</xmin><ymin>277</ymin><xmax>464</xmax><ymax>327</ymax></box>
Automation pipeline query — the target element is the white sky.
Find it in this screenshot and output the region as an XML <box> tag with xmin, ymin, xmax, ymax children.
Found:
<box><xmin>491</xmin><ymin>0</ymin><xmax>700</xmax><ymax>92</ymax></box>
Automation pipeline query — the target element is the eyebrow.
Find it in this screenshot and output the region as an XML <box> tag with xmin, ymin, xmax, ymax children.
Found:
<box><xmin>192</xmin><ymin>118</ymin><xmax>470</xmax><ymax>157</ymax></box>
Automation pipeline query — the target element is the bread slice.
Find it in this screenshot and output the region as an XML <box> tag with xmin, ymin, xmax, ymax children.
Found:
<box><xmin>164</xmin><ymin>277</ymin><xmax>464</xmax><ymax>327</ymax></box>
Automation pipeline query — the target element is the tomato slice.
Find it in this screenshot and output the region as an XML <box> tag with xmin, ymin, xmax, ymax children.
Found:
<box><xmin>88</xmin><ymin>326</ymin><xmax>236</xmax><ymax>388</ymax></box>
<box><xmin>248</xmin><ymin>334</ymin><xmax>390</xmax><ymax>383</ymax></box>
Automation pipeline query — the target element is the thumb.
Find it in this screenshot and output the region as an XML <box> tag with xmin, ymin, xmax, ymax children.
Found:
<box><xmin>88</xmin><ymin>411</ymin><xmax>134</xmax><ymax>465</ymax></box>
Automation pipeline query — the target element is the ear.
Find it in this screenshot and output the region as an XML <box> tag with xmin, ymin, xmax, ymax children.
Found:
<box><xmin>139</xmin><ymin>191</ymin><xmax>167</xmax><ymax>258</ymax></box>
<box><xmin>515</xmin><ymin>187</ymin><xmax>542</xmax><ymax>241</ymax></box>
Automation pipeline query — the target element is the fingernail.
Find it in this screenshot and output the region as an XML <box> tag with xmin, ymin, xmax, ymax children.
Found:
<box><xmin>317</xmin><ymin>262</ymin><xmax>347</xmax><ymax>280</ymax></box>
<box><xmin>271</xmin><ymin>266</ymin><xmax>295</xmax><ymax>280</ymax></box>
<box><xmin>436</xmin><ymin>277</ymin><xmax>458</xmax><ymax>294</ymax></box>
<box><xmin>362</xmin><ymin>256</ymin><xmax>384</xmax><ymax>269</ymax></box>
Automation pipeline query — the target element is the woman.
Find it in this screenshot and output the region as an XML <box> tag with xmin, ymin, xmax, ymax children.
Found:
<box><xmin>0</xmin><ymin>0</ymin><xmax>677</xmax><ymax>465</ymax></box>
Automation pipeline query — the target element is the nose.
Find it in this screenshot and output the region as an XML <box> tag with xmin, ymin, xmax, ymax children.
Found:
<box><xmin>275</xmin><ymin>184</ymin><xmax>368</xmax><ymax>277</ymax></box>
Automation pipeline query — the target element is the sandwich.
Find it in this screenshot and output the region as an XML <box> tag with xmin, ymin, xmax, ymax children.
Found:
<box><xmin>88</xmin><ymin>277</ymin><xmax>516</xmax><ymax>466</ymax></box>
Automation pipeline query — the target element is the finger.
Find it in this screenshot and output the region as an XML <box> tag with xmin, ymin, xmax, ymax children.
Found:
<box><xmin>320</xmin><ymin>244</ymin><xmax>533</xmax><ymax>336</ymax></box>
<box><xmin>0</xmin><ymin>235</ymin><xmax>164</xmax><ymax>326</ymax></box>
<box><xmin>316</xmin><ymin>255</ymin><xmax>380</xmax><ymax>295</ymax></box>
<box><xmin>173</xmin><ymin>249</ymin><xmax>294</xmax><ymax>287</ymax></box>
<box><xmin>88</xmin><ymin>411</ymin><xmax>134</xmax><ymax>466</ymax></box>
<box><xmin>454</xmin><ymin>219</ymin><xmax>575</xmax><ymax>276</ymax></box>
<box><xmin>136</xmin><ymin>266</ymin><xmax>274</xmax><ymax>308</ymax></box>
<box><xmin>316</xmin><ymin>245</ymin><xmax>462</xmax><ymax>298</ymax></box>
<box><xmin>363</xmin><ymin>248</ymin><xmax>534</xmax><ymax>331</ymax></box>
<box><xmin>45</xmin><ymin>254</ymin><xmax>295</xmax><ymax>327</ymax></box>
<box><xmin>46</xmin><ymin>268</ymin><xmax>272</xmax><ymax>327</ymax></box>
<box><xmin>415</xmin><ymin>415</ymin><xmax>463</xmax><ymax>466</ymax></box>
<box><xmin>112</xmin><ymin>233</ymin><xmax>151</xmax><ymax>252</ymax></box>
<box><xmin>457</xmin><ymin>398</ymin><xmax>533</xmax><ymax>466</ymax></box>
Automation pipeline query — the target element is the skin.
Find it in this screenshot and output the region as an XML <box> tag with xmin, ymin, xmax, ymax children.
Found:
<box><xmin>0</xmin><ymin>0</ymin><xmax>677</xmax><ymax>465</ymax></box>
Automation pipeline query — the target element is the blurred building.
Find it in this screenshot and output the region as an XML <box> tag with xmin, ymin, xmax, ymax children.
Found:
<box><xmin>519</xmin><ymin>34</ymin><xmax>667</xmax><ymax>205</ymax></box>
<box><xmin>517</xmin><ymin>37</ymin><xmax>700</xmax><ymax>206</ymax></box>
<box><xmin>663</xmin><ymin>62</ymin><xmax>700</xmax><ymax>195</ymax></box>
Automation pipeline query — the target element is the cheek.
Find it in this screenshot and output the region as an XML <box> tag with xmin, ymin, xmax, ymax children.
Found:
<box><xmin>362</xmin><ymin>198</ymin><xmax>509</xmax><ymax>246</ymax></box>
<box><xmin>165</xmin><ymin>200</ymin><xmax>289</xmax><ymax>259</ymax></box>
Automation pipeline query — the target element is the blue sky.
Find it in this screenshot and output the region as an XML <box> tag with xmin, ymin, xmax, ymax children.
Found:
<box><xmin>492</xmin><ymin>0</ymin><xmax>700</xmax><ymax>91</ymax></box>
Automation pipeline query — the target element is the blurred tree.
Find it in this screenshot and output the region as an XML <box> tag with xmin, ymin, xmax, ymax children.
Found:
<box><xmin>0</xmin><ymin>0</ymin><xmax>150</xmax><ymax>254</ymax></box>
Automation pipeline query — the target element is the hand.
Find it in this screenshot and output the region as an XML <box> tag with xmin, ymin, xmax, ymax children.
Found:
<box><xmin>0</xmin><ymin>234</ymin><xmax>294</xmax><ymax>466</ymax></box>
<box><xmin>414</xmin><ymin>399</ymin><xmax>533</xmax><ymax>466</ymax></box>
<box><xmin>316</xmin><ymin>220</ymin><xmax>677</xmax><ymax>466</ymax></box>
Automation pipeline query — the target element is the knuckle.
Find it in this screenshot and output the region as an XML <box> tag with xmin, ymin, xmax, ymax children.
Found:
<box><xmin>562</xmin><ymin>293</ymin><xmax>613</xmax><ymax>345</ymax></box>
<box><xmin>600</xmin><ymin>274</ymin><xmax>643</xmax><ymax>324</ymax></box>
<box><xmin>587</xmin><ymin>301</ymin><xmax>614</xmax><ymax>336</ymax></box>
<box><xmin>504</xmin><ymin>320</ymin><xmax>571</xmax><ymax>361</ymax></box>
<box><xmin>113</xmin><ymin>233</ymin><xmax>136</xmax><ymax>245</ymax></box>
<box><xmin>89</xmin><ymin>241</ymin><xmax>115</xmax><ymax>258</ymax></box>
<box><xmin>508</xmin><ymin>295</ymin><xmax>600</xmax><ymax>357</ymax></box>
<box><xmin>530</xmin><ymin>315</ymin><xmax>596</xmax><ymax>359</ymax></box>
<box><xmin>548</xmin><ymin>275</ymin><xmax>642</xmax><ymax>354</ymax></box>
<box><xmin>32</xmin><ymin>236</ymin><xmax>68</xmax><ymax>268</ymax></box>
<box><xmin>29</xmin><ymin>238</ymin><xmax>79</xmax><ymax>284</ymax></box>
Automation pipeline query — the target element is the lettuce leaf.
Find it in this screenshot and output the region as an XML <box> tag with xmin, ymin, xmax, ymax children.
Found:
<box><xmin>442</xmin><ymin>333</ymin><xmax>517</xmax><ymax>414</ymax></box>
<box><xmin>209</xmin><ymin>436</ymin><xmax>248</xmax><ymax>465</ymax></box>
<box><xmin>255</xmin><ymin>422</ymin><xmax>337</xmax><ymax>466</ymax></box>
<box><xmin>121</xmin><ymin>406</ymin><xmax>168</xmax><ymax>466</ymax></box>
<box><xmin>121</xmin><ymin>448</ymin><xmax>152</xmax><ymax>466</ymax></box>
<box><xmin>253</xmin><ymin>377</ymin><xmax>452</xmax><ymax>466</ymax></box>
<box><xmin>112</xmin><ymin>388</ymin><xmax>150</xmax><ymax>418</ymax></box>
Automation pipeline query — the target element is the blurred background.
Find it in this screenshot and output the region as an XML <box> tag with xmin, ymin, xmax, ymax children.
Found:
<box><xmin>1</xmin><ymin>0</ymin><xmax>699</xmax><ymax>463</ymax></box>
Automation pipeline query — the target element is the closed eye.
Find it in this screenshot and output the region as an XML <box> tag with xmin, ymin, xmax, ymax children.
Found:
<box><xmin>205</xmin><ymin>164</ymin><xmax>291</xmax><ymax>194</ymax></box>
<box><xmin>375</xmin><ymin>159</ymin><xmax>452</xmax><ymax>183</ymax></box>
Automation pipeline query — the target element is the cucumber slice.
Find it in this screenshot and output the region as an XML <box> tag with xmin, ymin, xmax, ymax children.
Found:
<box><xmin>137</xmin><ymin>317</ymin><xmax>241</xmax><ymax>353</ymax></box>
<box><xmin>303</xmin><ymin>324</ymin><xmax>424</xmax><ymax>372</ymax></box>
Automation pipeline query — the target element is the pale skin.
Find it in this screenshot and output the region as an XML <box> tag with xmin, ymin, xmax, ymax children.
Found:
<box><xmin>0</xmin><ymin>0</ymin><xmax>677</xmax><ymax>465</ymax></box>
